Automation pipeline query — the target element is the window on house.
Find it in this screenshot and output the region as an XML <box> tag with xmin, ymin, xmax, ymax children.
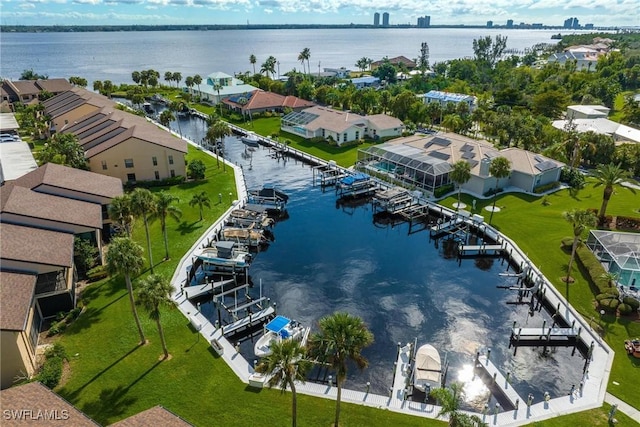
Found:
<box><xmin>152</xmin><ymin>156</ymin><xmax>158</xmax><ymax>166</ymax></box>
<box><xmin>124</xmin><ymin>158</ymin><xmax>134</xmax><ymax>168</ymax></box>
<box><xmin>154</xmin><ymin>171</ymin><xmax>160</xmax><ymax>180</ymax></box>
<box><xmin>343</xmin><ymin>133</ymin><xmax>348</xmax><ymax>142</ymax></box>
<box><xmin>170</xmin><ymin>169</ymin><xmax>175</xmax><ymax>178</ymax></box>
<box><xmin>101</xmin><ymin>160</ymin><xmax>107</xmax><ymax>170</ymax></box>
<box><xmin>168</xmin><ymin>155</ymin><xmax>174</xmax><ymax>165</ymax></box>
<box><xmin>127</xmin><ymin>173</ymin><xmax>136</xmax><ymax>183</ymax></box>
<box><xmin>322</xmin><ymin>129</ymin><xmax>325</xmax><ymax>137</ymax></box>
<box><xmin>355</xmin><ymin>131</ymin><xmax>359</xmax><ymax>140</ymax></box>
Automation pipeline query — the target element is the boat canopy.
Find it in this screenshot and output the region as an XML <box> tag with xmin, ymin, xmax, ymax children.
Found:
<box><xmin>265</xmin><ymin>315</ymin><xmax>291</xmax><ymax>333</ymax></box>
<box><xmin>415</xmin><ymin>344</ymin><xmax>442</xmax><ymax>384</ymax></box>
<box><xmin>341</xmin><ymin>173</ymin><xmax>370</xmax><ymax>186</ymax></box>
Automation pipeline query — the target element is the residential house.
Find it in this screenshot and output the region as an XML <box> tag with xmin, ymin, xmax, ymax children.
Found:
<box><xmin>1</xmin><ymin>272</ymin><xmax>39</xmax><ymax>389</ymax></box>
<box><xmin>42</xmin><ymin>88</ymin><xmax>187</xmax><ymax>183</ymax></box>
<box><xmin>546</xmin><ymin>39</ymin><xmax>616</xmax><ymax>72</ymax></box>
<box><xmin>281</xmin><ymin>106</ymin><xmax>404</xmax><ymax>145</ymax></box>
<box><xmin>370</xmin><ymin>56</ymin><xmax>417</xmax><ymax>70</ymax></box>
<box><xmin>419</xmin><ymin>90</ymin><xmax>477</xmax><ymax>112</ymax></box>
<box><xmin>553</xmin><ymin>105</ymin><xmax>640</xmax><ymax>145</ymax></box>
<box><xmin>350</xmin><ymin>76</ymin><xmax>380</xmax><ymax>89</ymax></box>
<box><xmin>0</xmin><ymin>139</ymin><xmax>38</xmax><ymax>184</ymax></box>
<box><xmin>566</xmin><ymin>105</ymin><xmax>610</xmax><ymax>120</ymax></box>
<box><xmin>322</xmin><ymin>67</ymin><xmax>351</xmax><ymax>78</ymax></box>
<box><xmin>222</xmin><ymin>90</ymin><xmax>315</xmax><ymax>119</ymax></box>
<box><xmin>1</xmin><ymin>79</ymin><xmax>73</xmax><ymax>104</ymax></box>
<box><xmin>1</xmin><ymin>163</ymin><xmax>121</xmax><ymax>388</ymax></box>
<box><xmin>357</xmin><ymin>132</ymin><xmax>563</xmax><ymax>195</ymax></box>
<box><xmin>187</xmin><ymin>72</ymin><xmax>258</xmax><ymax>105</ymax></box>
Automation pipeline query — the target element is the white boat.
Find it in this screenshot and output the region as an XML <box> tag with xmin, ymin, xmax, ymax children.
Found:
<box><xmin>196</xmin><ymin>241</ymin><xmax>251</xmax><ymax>272</ymax></box>
<box><xmin>254</xmin><ymin>315</ymin><xmax>310</xmax><ymax>358</ymax></box>
<box><xmin>241</xmin><ymin>132</ymin><xmax>260</xmax><ymax>147</ymax></box>
<box><xmin>413</xmin><ymin>344</ymin><xmax>442</xmax><ymax>393</ymax></box>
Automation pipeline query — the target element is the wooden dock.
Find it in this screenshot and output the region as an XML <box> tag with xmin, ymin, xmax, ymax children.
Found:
<box><xmin>221</xmin><ymin>306</ymin><xmax>275</xmax><ymax>337</ymax></box>
<box><xmin>429</xmin><ymin>217</ymin><xmax>464</xmax><ymax>238</ymax></box>
<box><xmin>458</xmin><ymin>244</ymin><xmax>504</xmax><ymax>257</ymax></box>
<box><xmin>475</xmin><ymin>353</ymin><xmax>523</xmax><ymax>410</ymax></box>
<box><xmin>509</xmin><ymin>326</ymin><xmax>580</xmax><ymax>347</ymax></box>
<box><xmin>184</xmin><ymin>278</ymin><xmax>234</xmax><ymax>299</ymax></box>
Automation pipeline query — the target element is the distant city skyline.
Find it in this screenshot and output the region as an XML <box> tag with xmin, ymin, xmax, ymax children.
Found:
<box><xmin>0</xmin><ymin>0</ymin><xmax>635</xmax><ymax>28</ymax></box>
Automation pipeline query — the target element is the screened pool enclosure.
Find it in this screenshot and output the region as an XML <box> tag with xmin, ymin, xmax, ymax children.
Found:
<box><xmin>357</xmin><ymin>142</ymin><xmax>453</xmax><ymax>193</ymax></box>
<box><xmin>586</xmin><ymin>230</ymin><xmax>640</xmax><ymax>287</ymax></box>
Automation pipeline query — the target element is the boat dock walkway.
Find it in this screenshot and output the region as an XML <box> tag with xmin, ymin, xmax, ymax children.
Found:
<box><xmin>184</xmin><ymin>278</ymin><xmax>234</xmax><ymax>299</ymax></box>
<box><xmin>475</xmin><ymin>353</ymin><xmax>523</xmax><ymax>410</ymax></box>
<box><xmin>459</xmin><ymin>244</ymin><xmax>505</xmax><ymax>257</ymax></box>
<box><xmin>510</xmin><ymin>326</ymin><xmax>580</xmax><ymax>347</ymax></box>
<box><xmin>392</xmin><ymin>343</ymin><xmax>413</xmax><ymax>401</ymax></box>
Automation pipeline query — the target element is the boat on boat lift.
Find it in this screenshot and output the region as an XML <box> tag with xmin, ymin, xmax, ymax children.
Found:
<box><xmin>254</xmin><ymin>315</ymin><xmax>311</xmax><ymax>358</ymax></box>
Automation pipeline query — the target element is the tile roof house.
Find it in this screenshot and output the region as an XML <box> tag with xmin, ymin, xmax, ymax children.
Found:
<box><xmin>357</xmin><ymin>132</ymin><xmax>563</xmax><ymax>196</ymax></box>
<box><xmin>42</xmin><ymin>88</ymin><xmax>187</xmax><ymax>184</ymax></box>
<box><xmin>0</xmin><ymin>382</ymin><xmax>99</xmax><ymax>423</ymax></box>
<box><xmin>371</xmin><ymin>56</ymin><xmax>417</xmax><ymax>70</ymax></box>
<box><xmin>281</xmin><ymin>106</ymin><xmax>404</xmax><ymax>146</ymax></box>
<box><xmin>222</xmin><ymin>90</ymin><xmax>315</xmax><ymax>118</ymax></box>
<box><xmin>1</xmin><ymin>79</ymin><xmax>73</xmax><ymax>104</ymax></box>
<box><xmin>187</xmin><ymin>72</ymin><xmax>259</xmax><ymax>105</ymax></box>
<box><xmin>110</xmin><ymin>406</ymin><xmax>194</xmax><ymax>426</ymax></box>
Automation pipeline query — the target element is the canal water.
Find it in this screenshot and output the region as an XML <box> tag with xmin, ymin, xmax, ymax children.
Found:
<box><xmin>165</xmin><ymin>107</ymin><xmax>585</xmax><ymax>409</ymax></box>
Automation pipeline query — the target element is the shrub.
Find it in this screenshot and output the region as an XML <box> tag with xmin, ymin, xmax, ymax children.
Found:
<box><xmin>483</xmin><ymin>187</ymin><xmax>504</xmax><ymax>197</ymax></box>
<box><xmin>623</xmin><ymin>296</ymin><xmax>640</xmax><ymax>311</ymax></box>
<box><xmin>560</xmin><ymin>167</ymin><xmax>585</xmax><ymax>189</ymax></box>
<box><xmin>596</xmin><ymin>293</ymin><xmax>618</xmax><ymax>301</ymax></box>
<box><xmin>47</xmin><ymin>320</ymin><xmax>67</xmax><ymax>337</ymax></box>
<box><xmin>434</xmin><ymin>183</ymin><xmax>455</xmax><ymax>198</ymax></box>
<box><xmin>66</xmin><ymin>307</ymin><xmax>82</xmax><ymax>323</ymax></box>
<box><xmin>575</xmin><ymin>245</ymin><xmax>619</xmax><ymax>297</ymax></box>
<box><xmin>187</xmin><ymin>159</ymin><xmax>206</xmax><ymax>180</ymax></box>
<box><xmin>124</xmin><ymin>175</ymin><xmax>185</xmax><ymax>190</ymax></box>
<box><xmin>533</xmin><ymin>181</ymin><xmax>560</xmax><ymax>194</ymax></box>
<box><xmin>37</xmin><ymin>344</ymin><xmax>66</xmax><ymax>389</ymax></box>
<box><xmin>618</xmin><ymin>303</ymin><xmax>633</xmax><ymax>315</ymax></box>
<box><xmin>86</xmin><ymin>265</ymin><xmax>108</xmax><ymax>281</ymax></box>
<box><xmin>599</xmin><ymin>298</ymin><xmax>619</xmax><ymax>312</ymax></box>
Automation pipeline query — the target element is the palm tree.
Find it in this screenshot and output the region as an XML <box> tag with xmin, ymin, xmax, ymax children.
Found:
<box><xmin>158</xmin><ymin>109</ymin><xmax>175</xmax><ymax>129</ymax></box>
<box><xmin>190</xmin><ymin>191</ymin><xmax>210</xmax><ymax>221</ymax></box>
<box><xmin>172</xmin><ymin>71</ymin><xmax>182</xmax><ymax>88</ymax></box>
<box><xmin>261</xmin><ymin>56</ymin><xmax>277</xmax><ymax>79</ymax></box>
<box><xmin>255</xmin><ymin>340</ymin><xmax>312</xmax><ymax>427</ymax></box>
<box><xmin>152</xmin><ymin>192</ymin><xmax>182</xmax><ymax>260</ymax></box>
<box><xmin>106</xmin><ymin>237</ymin><xmax>146</xmax><ymax>344</ymax></box>
<box><xmin>249</xmin><ymin>54</ymin><xmax>257</xmax><ymax>75</ymax></box>
<box><xmin>206</xmin><ymin>120</ymin><xmax>232</xmax><ymax>169</ymax></box>
<box><xmin>164</xmin><ymin>71</ymin><xmax>173</xmax><ymax>87</ymax></box>
<box><xmin>136</xmin><ymin>274</ymin><xmax>174</xmax><ymax>359</ymax></box>
<box><xmin>430</xmin><ymin>383</ymin><xmax>485</xmax><ymax>427</ymax></box>
<box><xmin>298</xmin><ymin>48</ymin><xmax>310</xmax><ymax>75</ymax></box>
<box><xmin>450</xmin><ymin>160</ymin><xmax>471</xmax><ymax>210</ymax></box>
<box><xmin>488</xmin><ymin>156</ymin><xmax>511</xmax><ymax>224</ymax></box>
<box><xmin>193</xmin><ymin>74</ymin><xmax>202</xmax><ymax>100</ymax></box>
<box><xmin>298</xmin><ymin>51</ymin><xmax>307</xmax><ymax>75</ymax></box>
<box><xmin>130</xmin><ymin>188</ymin><xmax>157</xmax><ymax>274</ymax></box>
<box><xmin>169</xmin><ymin>100</ymin><xmax>185</xmax><ymax>136</ymax></box>
<box><xmin>593</xmin><ymin>163</ymin><xmax>631</xmax><ymax>222</ymax></box>
<box><xmin>213</xmin><ymin>83</ymin><xmax>223</xmax><ymax>116</ymax></box>
<box><xmin>185</xmin><ymin>76</ymin><xmax>194</xmax><ymax>94</ymax></box>
<box><xmin>308</xmin><ymin>312</ymin><xmax>374</xmax><ymax>427</ymax></box>
<box><xmin>108</xmin><ymin>194</ymin><xmax>135</xmax><ymax>237</ymax></box>
<box><xmin>442</xmin><ymin>114</ymin><xmax>463</xmax><ymax>133</ymax></box>
<box><xmin>563</xmin><ymin>209</ymin><xmax>597</xmax><ymax>284</ymax></box>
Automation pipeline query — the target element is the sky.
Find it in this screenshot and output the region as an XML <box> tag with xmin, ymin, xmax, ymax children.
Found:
<box><xmin>0</xmin><ymin>0</ymin><xmax>637</xmax><ymax>28</ymax></box>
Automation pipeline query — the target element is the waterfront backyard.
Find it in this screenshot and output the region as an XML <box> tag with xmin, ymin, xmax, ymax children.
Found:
<box><xmin>52</xmin><ymin>140</ymin><xmax>640</xmax><ymax>426</ymax></box>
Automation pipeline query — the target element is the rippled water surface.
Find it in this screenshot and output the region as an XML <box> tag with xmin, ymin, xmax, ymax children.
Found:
<box><xmin>172</xmin><ymin>114</ymin><xmax>586</xmax><ymax>406</ymax></box>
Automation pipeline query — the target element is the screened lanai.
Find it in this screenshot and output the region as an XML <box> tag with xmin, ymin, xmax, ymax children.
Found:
<box><xmin>357</xmin><ymin>142</ymin><xmax>452</xmax><ymax>193</ymax></box>
<box><xmin>586</xmin><ymin>230</ymin><xmax>640</xmax><ymax>287</ymax></box>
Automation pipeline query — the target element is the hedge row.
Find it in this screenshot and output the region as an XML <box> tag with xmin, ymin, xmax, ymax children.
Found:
<box><xmin>37</xmin><ymin>344</ymin><xmax>67</xmax><ymax>389</ymax></box>
<box><xmin>574</xmin><ymin>244</ymin><xmax>619</xmax><ymax>297</ymax></box>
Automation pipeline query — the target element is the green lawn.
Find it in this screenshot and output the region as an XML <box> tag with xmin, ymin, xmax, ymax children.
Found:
<box><xmin>441</xmin><ymin>180</ymin><xmax>640</xmax><ymax>408</ymax></box>
<box><xmin>52</xmin><ymin>141</ymin><xmax>640</xmax><ymax>426</ymax></box>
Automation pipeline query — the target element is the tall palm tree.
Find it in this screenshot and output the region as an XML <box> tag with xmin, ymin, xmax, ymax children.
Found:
<box><xmin>164</xmin><ymin>71</ymin><xmax>173</xmax><ymax>87</ymax></box>
<box><xmin>249</xmin><ymin>54</ymin><xmax>257</xmax><ymax>75</ymax></box>
<box><xmin>193</xmin><ymin>74</ymin><xmax>202</xmax><ymax>100</ymax></box>
<box><xmin>297</xmin><ymin>51</ymin><xmax>307</xmax><ymax>75</ymax></box>
<box><xmin>172</xmin><ymin>71</ymin><xmax>182</xmax><ymax>88</ymax></box>
<box><xmin>130</xmin><ymin>188</ymin><xmax>157</xmax><ymax>274</ymax></box>
<box><xmin>189</xmin><ymin>191</ymin><xmax>210</xmax><ymax>221</ymax></box>
<box><xmin>169</xmin><ymin>100</ymin><xmax>185</xmax><ymax>136</ymax></box>
<box><xmin>152</xmin><ymin>192</ymin><xmax>182</xmax><ymax>260</ymax></box>
<box><xmin>430</xmin><ymin>383</ymin><xmax>485</xmax><ymax>427</ymax></box>
<box><xmin>261</xmin><ymin>56</ymin><xmax>277</xmax><ymax>79</ymax></box>
<box><xmin>563</xmin><ymin>209</ymin><xmax>597</xmax><ymax>284</ymax></box>
<box><xmin>308</xmin><ymin>312</ymin><xmax>374</xmax><ymax>427</ymax></box>
<box><xmin>213</xmin><ymin>83</ymin><xmax>223</xmax><ymax>116</ymax></box>
<box><xmin>206</xmin><ymin>120</ymin><xmax>232</xmax><ymax>169</ymax></box>
<box><xmin>488</xmin><ymin>156</ymin><xmax>511</xmax><ymax>224</ymax></box>
<box><xmin>136</xmin><ymin>274</ymin><xmax>174</xmax><ymax>359</ymax></box>
<box><xmin>108</xmin><ymin>194</ymin><xmax>135</xmax><ymax>237</ymax></box>
<box><xmin>593</xmin><ymin>163</ymin><xmax>631</xmax><ymax>222</ymax></box>
<box><xmin>158</xmin><ymin>109</ymin><xmax>175</xmax><ymax>129</ymax></box>
<box><xmin>106</xmin><ymin>237</ymin><xmax>146</xmax><ymax>344</ymax></box>
<box><xmin>255</xmin><ymin>339</ymin><xmax>312</xmax><ymax>427</ymax></box>
<box><xmin>450</xmin><ymin>160</ymin><xmax>471</xmax><ymax>210</ymax></box>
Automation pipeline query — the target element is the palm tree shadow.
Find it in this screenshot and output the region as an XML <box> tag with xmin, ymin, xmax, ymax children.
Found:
<box><xmin>78</xmin><ymin>360</ymin><xmax>162</xmax><ymax>425</ymax></box>
<box><xmin>176</xmin><ymin>220</ymin><xmax>203</xmax><ymax>235</ymax></box>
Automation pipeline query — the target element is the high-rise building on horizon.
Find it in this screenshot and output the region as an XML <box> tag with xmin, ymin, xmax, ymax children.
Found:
<box><xmin>417</xmin><ymin>15</ymin><xmax>431</xmax><ymax>28</ymax></box>
<box><xmin>374</xmin><ymin>12</ymin><xmax>380</xmax><ymax>27</ymax></box>
<box><xmin>506</xmin><ymin>19</ymin><xmax>514</xmax><ymax>28</ymax></box>
<box><xmin>487</xmin><ymin>20</ymin><xmax>493</xmax><ymax>28</ymax></box>
<box><xmin>564</xmin><ymin>17</ymin><xmax>580</xmax><ymax>29</ymax></box>
<box><xmin>382</xmin><ymin>12</ymin><xmax>389</xmax><ymax>27</ymax></box>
